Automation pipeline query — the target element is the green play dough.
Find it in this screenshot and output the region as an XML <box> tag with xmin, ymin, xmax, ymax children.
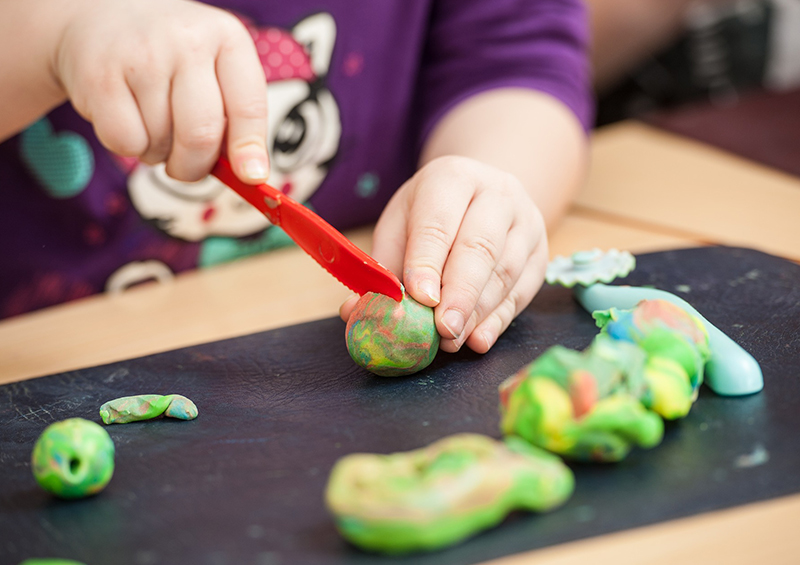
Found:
<box><xmin>325</xmin><ymin>433</ymin><xmax>574</xmax><ymax>554</ymax></box>
<box><xmin>99</xmin><ymin>394</ymin><xmax>198</xmax><ymax>424</ymax></box>
<box><xmin>499</xmin><ymin>338</ymin><xmax>664</xmax><ymax>462</ymax></box>
<box><xmin>31</xmin><ymin>418</ymin><xmax>115</xmax><ymax>499</ymax></box>
<box><xmin>345</xmin><ymin>292</ymin><xmax>439</xmax><ymax>376</ymax></box>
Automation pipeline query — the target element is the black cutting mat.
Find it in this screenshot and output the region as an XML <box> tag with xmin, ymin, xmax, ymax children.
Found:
<box><xmin>1</xmin><ymin>246</ymin><xmax>799</xmax><ymax>565</ymax></box>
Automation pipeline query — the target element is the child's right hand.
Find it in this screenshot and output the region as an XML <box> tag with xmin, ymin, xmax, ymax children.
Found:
<box><xmin>55</xmin><ymin>0</ymin><xmax>269</xmax><ymax>184</ymax></box>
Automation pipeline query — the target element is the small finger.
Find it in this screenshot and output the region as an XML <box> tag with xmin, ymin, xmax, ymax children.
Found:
<box><xmin>167</xmin><ymin>63</ymin><xmax>225</xmax><ymax>182</ymax></box>
<box><xmin>216</xmin><ymin>23</ymin><xmax>270</xmax><ymax>183</ymax></box>
<box><xmin>436</xmin><ymin>189</ymin><xmax>513</xmax><ymax>340</ymax></box>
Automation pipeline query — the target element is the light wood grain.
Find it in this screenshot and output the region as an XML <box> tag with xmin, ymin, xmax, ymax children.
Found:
<box><xmin>487</xmin><ymin>493</ymin><xmax>800</xmax><ymax>565</ymax></box>
<box><xmin>581</xmin><ymin>122</ymin><xmax>800</xmax><ymax>260</ymax></box>
<box><xmin>549</xmin><ymin>209</ymin><xmax>700</xmax><ymax>258</ymax></box>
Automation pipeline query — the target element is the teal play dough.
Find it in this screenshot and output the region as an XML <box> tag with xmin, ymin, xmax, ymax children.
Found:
<box><xmin>31</xmin><ymin>418</ymin><xmax>115</xmax><ymax>498</ymax></box>
<box><xmin>20</xmin><ymin>118</ymin><xmax>94</xmax><ymax>198</ymax></box>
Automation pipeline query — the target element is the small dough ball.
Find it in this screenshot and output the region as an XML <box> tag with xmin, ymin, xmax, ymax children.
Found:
<box><xmin>346</xmin><ymin>292</ymin><xmax>439</xmax><ymax>376</ymax></box>
<box><xmin>31</xmin><ymin>418</ymin><xmax>115</xmax><ymax>499</ymax></box>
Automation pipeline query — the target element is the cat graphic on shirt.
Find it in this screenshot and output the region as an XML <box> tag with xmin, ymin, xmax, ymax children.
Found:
<box><xmin>126</xmin><ymin>13</ymin><xmax>341</xmax><ymax>242</ymax></box>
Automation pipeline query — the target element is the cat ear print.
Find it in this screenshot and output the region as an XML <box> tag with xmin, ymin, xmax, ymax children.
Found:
<box><xmin>292</xmin><ymin>13</ymin><xmax>337</xmax><ymax>77</ymax></box>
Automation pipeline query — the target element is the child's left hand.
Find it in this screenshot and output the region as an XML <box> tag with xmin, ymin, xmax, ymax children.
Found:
<box><xmin>340</xmin><ymin>155</ymin><xmax>549</xmax><ymax>354</ymax></box>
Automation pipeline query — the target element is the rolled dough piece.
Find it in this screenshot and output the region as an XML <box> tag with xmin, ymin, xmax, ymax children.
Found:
<box><xmin>99</xmin><ymin>394</ymin><xmax>198</xmax><ymax>424</ymax></box>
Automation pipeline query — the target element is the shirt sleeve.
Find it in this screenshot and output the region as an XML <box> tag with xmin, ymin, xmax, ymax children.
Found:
<box><xmin>416</xmin><ymin>0</ymin><xmax>594</xmax><ymax>147</ymax></box>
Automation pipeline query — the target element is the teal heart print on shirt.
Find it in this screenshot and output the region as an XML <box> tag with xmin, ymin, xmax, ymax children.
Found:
<box><xmin>21</xmin><ymin>118</ymin><xmax>95</xmax><ymax>198</ymax></box>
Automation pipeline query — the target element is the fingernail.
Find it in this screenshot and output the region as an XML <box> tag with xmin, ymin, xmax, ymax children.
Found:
<box><xmin>441</xmin><ymin>309</ymin><xmax>465</xmax><ymax>339</ymax></box>
<box><xmin>419</xmin><ymin>280</ymin><xmax>440</xmax><ymax>305</ymax></box>
<box><xmin>240</xmin><ymin>157</ymin><xmax>268</xmax><ymax>181</ymax></box>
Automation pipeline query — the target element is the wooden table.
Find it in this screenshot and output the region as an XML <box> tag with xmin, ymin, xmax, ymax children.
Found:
<box><xmin>2</xmin><ymin>121</ymin><xmax>799</xmax><ymax>564</ymax></box>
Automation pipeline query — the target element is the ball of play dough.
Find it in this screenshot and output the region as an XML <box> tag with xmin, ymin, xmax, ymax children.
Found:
<box><xmin>31</xmin><ymin>418</ymin><xmax>115</xmax><ymax>499</ymax></box>
<box><xmin>346</xmin><ymin>292</ymin><xmax>439</xmax><ymax>376</ymax></box>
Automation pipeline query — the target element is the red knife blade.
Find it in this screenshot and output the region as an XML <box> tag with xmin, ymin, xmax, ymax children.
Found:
<box><xmin>211</xmin><ymin>157</ymin><xmax>403</xmax><ymax>301</ymax></box>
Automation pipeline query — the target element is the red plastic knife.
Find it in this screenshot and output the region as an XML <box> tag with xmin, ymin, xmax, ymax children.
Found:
<box><xmin>211</xmin><ymin>157</ymin><xmax>403</xmax><ymax>301</ymax></box>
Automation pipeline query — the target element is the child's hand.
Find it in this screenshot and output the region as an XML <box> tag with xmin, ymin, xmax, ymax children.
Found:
<box><xmin>341</xmin><ymin>156</ymin><xmax>549</xmax><ymax>354</ymax></box>
<box><xmin>56</xmin><ymin>0</ymin><xmax>269</xmax><ymax>183</ymax></box>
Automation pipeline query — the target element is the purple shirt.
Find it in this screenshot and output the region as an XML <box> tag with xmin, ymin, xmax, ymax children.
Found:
<box><xmin>0</xmin><ymin>0</ymin><xmax>591</xmax><ymax>318</ymax></box>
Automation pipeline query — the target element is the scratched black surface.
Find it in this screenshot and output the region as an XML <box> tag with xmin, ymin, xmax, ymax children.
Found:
<box><xmin>1</xmin><ymin>247</ymin><xmax>799</xmax><ymax>565</ymax></box>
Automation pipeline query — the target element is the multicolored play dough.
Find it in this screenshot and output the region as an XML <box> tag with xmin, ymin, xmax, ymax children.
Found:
<box><xmin>31</xmin><ymin>418</ymin><xmax>115</xmax><ymax>498</ymax></box>
<box><xmin>594</xmin><ymin>299</ymin><xmax>710</xmax><ymax>419</ymax></box>
<box><xmin>346</xmin><ymin>292</ymin><xmax>439</xmax><ymax>376</ymax></box>
<box><xmin>325</xmin><ymin>433</ymin><xmax>573</xmax><ymax>554</ymax></box>
<box><xmin>99</xmin><ymin>394</ymin><xmax>198</xmax><ymax>424</ymax></box>
<box><xmin>499</xmin><ymin>336</ymin><xmax>663</xmax><ymax>462</ymax></box>
<box><xmin>499</xmin><ymin>299</ymin><xmax>712</xmax><ymax>462</ymax></box>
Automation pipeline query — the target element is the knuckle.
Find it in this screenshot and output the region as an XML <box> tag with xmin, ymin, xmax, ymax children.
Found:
<box><xmin>417</xmin><ymin>222</ymin><xmax>453</xmax><ymax>253</ymax></box>
<box><xmin>218</xmin><ymin>11</ymin><xmax>250</xmax><ymax>40</ymax></box>
<box><xmin>178</xmin><ymin>122</ymin><xmax>223</xmax><ymax>152</ymax></box>
<box><xmin>176</xmin><ymin>24</ymin><xmax>208</xmax><ymax>55</ymax></box>
<box><xmin>489</xmin><ymin>170</ymin><xmax>523</xmax><ymax>200</ymax></box>
<box><xmin>127</xmin><ymin>45</ymin><xmax>155</xmax><ymax>71</ymax></box>
<box><xmin>492</xmin><ymin>260</ymin><xmax>517</xmax><ymax>293</ymax></box>
<box><xmin>430</xmin><ymin>154</ymin><xmax>473</xmax><ymax>172</ymax></box>
<box><xmin>453</xmin><ymin>277</ymin><xmax>484</xmax><ymax>308</ymax></box>
<box><xmin>404</xmin><ymin>261</ymin><xmax>440</xmax><ymax>282</ymax></box>
<box><xmin>88</xmin><ymin>71</ymin><xmax>118</xmax><ymax>98</ymax></box>
<box><xmin>126</xmin><ymin>50</ymin><xmax>170</xmax><ymax>85</ymax></box>
<box><xmin>462</xmin><ymin>233</ymin><xmax>501</xmax><ymax>267</ymax></box>
<box><xmin>500</xmin><ymin>169</ymin><xmax>523</xmax><ymax>189</ymax></box>
<box><xmin>417</xmin><ymin>155</ymin><xmax>472</xmax><ymax>185</ymax></box>
<box><xmin>229</xmin><ymin>95</ymin><xmax>268</xmax><ymax>121</ymax></box>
